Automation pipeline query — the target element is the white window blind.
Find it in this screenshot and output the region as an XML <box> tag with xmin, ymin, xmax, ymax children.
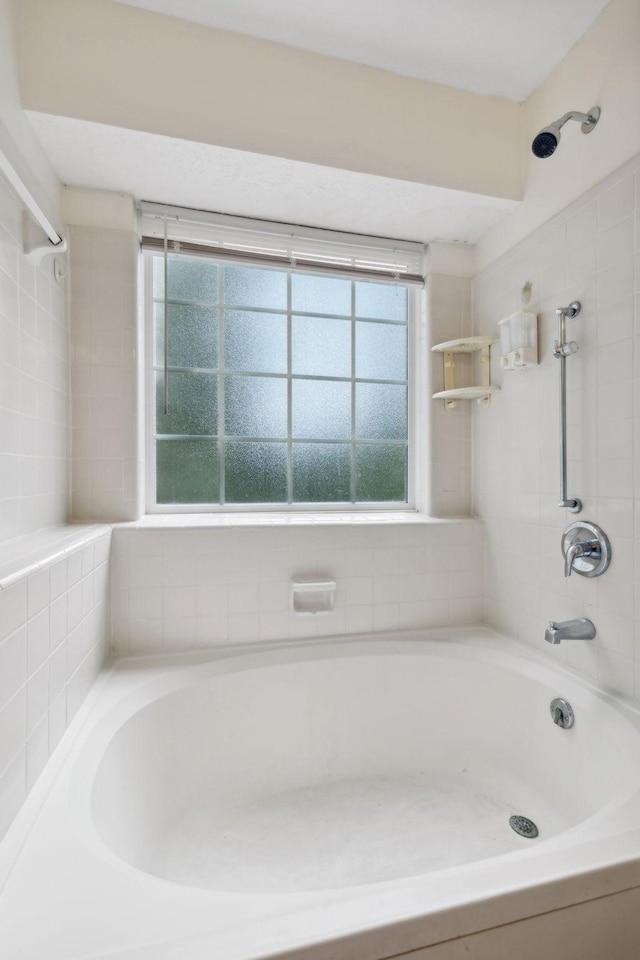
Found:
<box><xmin>139</xmin><ymin>202</ymin><xmax>425</xmax><ymax>285</ymax></box>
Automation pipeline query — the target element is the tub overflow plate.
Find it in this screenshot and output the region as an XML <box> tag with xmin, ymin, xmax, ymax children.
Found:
<box><xmin>550</xmin><ymin>697</ymin><xmax>574</xmax><ymax>728</ymax></box>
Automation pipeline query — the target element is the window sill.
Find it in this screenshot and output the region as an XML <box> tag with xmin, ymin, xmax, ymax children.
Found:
<box><xmin>119</xmin><ymin>512</ymin><xmax>479</xmax><ymax>530</ymax></box>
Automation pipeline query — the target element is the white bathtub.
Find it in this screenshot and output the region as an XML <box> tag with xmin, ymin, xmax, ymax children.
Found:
<box><xmin>2</xmin><ymin>627</ymin><xmax>640</xmax><ymax>959</ymax></box>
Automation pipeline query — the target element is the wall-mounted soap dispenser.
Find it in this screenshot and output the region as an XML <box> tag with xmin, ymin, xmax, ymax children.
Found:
<box><xmin>498</xmin><ymin>312</ymin><xmax>538</xmax><ymax>370</ymax></box>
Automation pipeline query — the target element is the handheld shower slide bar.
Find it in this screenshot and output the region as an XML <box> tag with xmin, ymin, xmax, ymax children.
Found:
<box><xmin>554</xmin><ymin>302</ymin><xmax>581</xmax><ymax>514</ymax></box>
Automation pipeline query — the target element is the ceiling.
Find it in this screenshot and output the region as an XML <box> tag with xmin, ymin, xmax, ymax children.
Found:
<box><xmin>28</xmin><ymin>113</ymin><xmax>518</xmax><ymax>244</ymax></box>
<box><xmin>112</xmin><ymin>0</ymin><xmax>610</xmax><ymax>102</ymax></box>
<box><xmin>26</xmin><ymin>1</ymin><xmax>608</xmax><ymax>244</ymax></box>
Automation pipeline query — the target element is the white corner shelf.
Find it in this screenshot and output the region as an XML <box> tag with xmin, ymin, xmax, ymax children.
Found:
<box><xmin>431</xmin><ymin>336</ymin><xmax>499</xmax><ymax>410</ymax></box>
<box><xmin>432</xmin><ymin>385</ymin><xmax>500</xmax><ymax>407</ymax></box>
<box><xmin>431</xmin><ymin>336</ymin><xmax>498</xmax><ymax>354</ymax></box>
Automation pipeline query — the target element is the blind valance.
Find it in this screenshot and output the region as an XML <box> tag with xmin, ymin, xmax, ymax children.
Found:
<box><xmin>139</xmin><ymin>202</ymin><xmax>425</xmax><ymax>285</ymax></box>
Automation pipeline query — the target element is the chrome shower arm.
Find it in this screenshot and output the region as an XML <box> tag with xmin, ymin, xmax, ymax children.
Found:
<box><xmin>554</xmin><ymin>110</ymin><xmax>597</xmax><ymax>130</ymax></box>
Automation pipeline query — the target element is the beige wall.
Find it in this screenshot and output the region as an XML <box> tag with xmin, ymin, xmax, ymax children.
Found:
<box><xmin>468</xmin><ymin>0</ymin><xmax>640</xmax><ymax>703</ymax></box>
<box><xmin>0</xmin><ymin>0</ymin><xmax>60</xmax><ymax>221</ymax></box>
<box><xmin>18</xmin><ymin>0</ymin><xmax>522</xmax><ymax>202</ymax></box>
<box><xmin>0</xmin><ymin>0</ymin><xmax>112</xmax><ymax>846</ymax></box>
<box><xmin>63</xmin><ymin>189</ymin><xmax>142</xmax><ymax>523</ymax></box>
<box><xmin>476</xmin><ymin>0</ymin><xmax>640</xmax><ymax>271</ymax></box>
<box><xmin>473</xmin><ymin>153</ymin><xmax>639</xmax><ymax>698</ymax></box>
<box><xmin>427</xmin><ymin>273</ymin><xmax>473</xmax><ymax>517</ymax></box>
<box><xmin>20</xmin><ymin>0</ymin><xmax>639</xmax><ymax>276</ymax></box>
<box><xmin>0</xmin><ymin>0</ymin><xmax>69</xmax><ymax>540</ymax></box>
<box><xmin>0</xmin><ymin>178</ymin><xmax>69</xmax><ymax>539</ymax></box>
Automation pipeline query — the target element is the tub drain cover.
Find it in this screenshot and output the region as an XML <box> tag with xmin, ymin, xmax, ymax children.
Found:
<box><xmin>509</xmin><ymin>815</ymin><xmax>539</xmax><ymax>838</ymax></box>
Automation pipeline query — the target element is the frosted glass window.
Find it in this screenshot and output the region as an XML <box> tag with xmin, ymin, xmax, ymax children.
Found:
<box><xmin>291</xmin><ymin>274</ymin><xmax>351</xmax><ymax>315</ymax></box>
<box><xmin>356</xmin><ymin>321</ymin><xmax>407</xmax><ymax>381</ymax></box>
<box><xmin>293</xmin><ymin>444</ymin><xmax>351</xmax><ymax>502</ymax></box>
<box><xmin>292</xmin><ymin>315</ymin><xmax>351</xmax><ymax>378</ymax></box>
<box><xmin>156</xmin><ymin>439</ymin><xmax>219</xmax><ymax>503</ymax></box>
<box><xmin>225</xmin><ymin>442</ymin><xmax>288</xmax><ymax>503</ymax></box>
<box><xmin>223</xmin><ymin>265</ymin><xmax>287</xmax><ymax>310</ymax></box>
<box><xmin>355</xmin><ymin>445</ymin><xmax>407</xmax><ymax>502</ymax></box>
<box><xmin>355</xmin><ymin>281</ymin><xmax>407</xmax><ymax>322</ymax></box>
<box><xmin>155</xmin><ymin>304</ymin><xmax>218</xmax><ymax>369</ymax></box>
<box><xmin>225</xmin><ymin>376</ymin><xmax>288</xmax><ymax>438</ymax></box>
<box><xmin>150</xmin><ymin>257</ymin><xmax>410</xmax><ymax>507</ymax></box>
<box><xmin>292</xmin><ymin>379</ymin><xmax>351</xmax><ymax>440</ymax></box>
<box><xmin>153</xmin><ymin>256</ymin><xmax>218</xmax><ymax>303</ymax></box>
<box><xmin>156</xmin><ymin>372</ymin><xmax>217</xmax><ymax>435</ymax></box>
<box><xmin>224</xmin><ymin>310</ymin><xmax>287</xmax><ymax>374</ymax></box>
<box><xmin>356</xmin><ymin>383</ymin><xmax>407</xmax><ymax>440</ymax></box>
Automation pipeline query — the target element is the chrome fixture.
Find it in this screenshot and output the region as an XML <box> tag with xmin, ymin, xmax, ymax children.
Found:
<box><xmin>561</xmin><ymin>521</ymin><xmax>611</xmax><ymax>578</ymax></box>
<box><xmin>531</xmin><ymin>107</ymin><xmax>601</xmax><ymax>158</ymax></box>
<box><xmin>549</xmin><ymin>697</ymin><xmax>575</xmax><ymax>729</ymax></box>
<box><xmin>554</xmin><ymin>302</ymin><xmax>582</xmax><ymax>513</ymax></box>
<box><xmin>545</xmin><ymin>618</ymin><xmax>596</xmax><ymax>645</ymax></box>
<box><xmin>509</xmin><ymin>815</ymin><xmax>539</xmax><ymax>838</ymax></box>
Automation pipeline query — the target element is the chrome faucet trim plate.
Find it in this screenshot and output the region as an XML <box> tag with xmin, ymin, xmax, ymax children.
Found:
<box><xmin>561</xmin><ymin>521</ymin><xmax>611</xmax><ymax>578</ymax></box>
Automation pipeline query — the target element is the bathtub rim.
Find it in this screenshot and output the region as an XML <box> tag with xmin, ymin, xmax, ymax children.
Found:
<box><xmin>3</xmin><ymin>625</ymin><xmax>640</xmax><ymax>960</ymax></box>
<box><xmin>76</xmin><ymin>627</ymin><xmax>640</xmax><ymax>886</ymax></box>
<box><xmin>4</xmin><ymin>623</ymin><xmax>640</xmax><ymax>890</ymax></box>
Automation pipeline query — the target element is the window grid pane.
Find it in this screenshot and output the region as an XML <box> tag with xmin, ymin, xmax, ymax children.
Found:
<box><xmin>350</xmin><ymin>279</ymin><xmax>357</xmax><ymax>503</ymax></box>
<box><xmin>286</xmin><ymin>272</ymin><xmax>293</xmax><ymax>503</ymax></box>
<box><xmin>152</xmin><ymin>257</ymin><xmax>408</xmax><ymax>505</ymax></box>
<box><xmin>217</xmin><ymin>264</ymin><xmax>225</xmax><ymax>505</ymax></box>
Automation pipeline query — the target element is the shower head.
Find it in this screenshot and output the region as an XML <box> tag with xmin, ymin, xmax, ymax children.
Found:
<box><xmin>531</xmin><ymin>125</ymin><xmax>562</xmax><ymax>159</ymax></box>
<box><xmin>531</xmin><ymin>107</ymin><xmax>600</xmax><ymax>158</ymax></box>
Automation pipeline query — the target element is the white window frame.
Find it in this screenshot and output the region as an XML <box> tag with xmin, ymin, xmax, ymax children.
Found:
<box><xmin>142</xmin><ymin>217</ymin><xmax>424</xmax><ymax>516</ymax></box>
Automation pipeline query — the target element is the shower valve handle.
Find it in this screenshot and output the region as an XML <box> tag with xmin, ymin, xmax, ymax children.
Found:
<box><xmin>561</xmin><ymin>522</ymin><xmax>611</xmax><ymax>580</ymax></box>
<box><xmin>564</xmin><ymin>539</ymin><xmax>599</xmax><ymax>578</ymax></box>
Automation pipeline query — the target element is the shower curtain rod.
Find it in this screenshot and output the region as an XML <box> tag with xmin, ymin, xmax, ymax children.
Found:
<box><xmin>0</xmin><ymin>123</ymin><xmax>64</xmax><ymax>247</ymax></box>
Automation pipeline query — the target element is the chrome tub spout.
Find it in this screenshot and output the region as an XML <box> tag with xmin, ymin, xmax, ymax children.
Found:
<box><xmin>545</xmin><ymin>618</ymin><xmax>596</xmax><ymax>645</ymax></box>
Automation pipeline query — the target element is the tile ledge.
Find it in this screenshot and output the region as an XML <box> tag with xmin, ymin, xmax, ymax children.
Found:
<box><xmin>0</xmin><ymin>524</ymin><xmax>112</xmax><ymax>590</ymax></box>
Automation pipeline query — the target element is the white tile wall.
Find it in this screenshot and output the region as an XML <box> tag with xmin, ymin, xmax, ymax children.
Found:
<box><xmin>473</xmin><ymin>153</ymin><xmax>640</xmax><ymax>699</ymax></box>
<box><xmin>428</xmin><ymin>272</ymin><xmax>473</xmax><ymax>516</ymax></box>
<box><xmin>110</xmin><ymin>520</ymin><xmax>484</xmax><ymax>655</ymax></box>
<box><xmin>0</xmin><ymin>174</ymin><xmax>69</xmax><ymax>539</ymax></box>
<box><xmin>68</xmin><ymin>225</ymin><xmax>141</xmax><ymax>523</ymax></box>
<box><xmin>0</xmin><ymin>528</ymin><xmax>111</xmax><ymax>840</ymax></box>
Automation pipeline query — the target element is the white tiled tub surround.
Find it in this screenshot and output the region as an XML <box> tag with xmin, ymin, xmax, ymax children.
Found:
<box><xmin>68</xmin><ymin>223</ymin><xmax>141</xmax><ymax>523</ymax></box>
<box><xmin>110</xmin><ymin>519</ymin><xmax>484</xmax><ymax>655</ymax></box>
<box><xmin>0</xmin><ymin>526</ymin><xmax>111</xmax><ymax>840</ymax></box>
<box><xmin>0</xmin><ymin>173</ymin><xmax>69</xmax><ymax>541</ymax></box>
<box><xmin>473</xmin><ymin>154</ymin><xmax>640</xmax><ymax>698</ymax></box>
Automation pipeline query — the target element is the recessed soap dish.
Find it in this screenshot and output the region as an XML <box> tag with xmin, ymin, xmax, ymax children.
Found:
<box><xmin>291</xmin><ymin>579</ymin><xmax>336</xmax><ymax>616</ymax></box>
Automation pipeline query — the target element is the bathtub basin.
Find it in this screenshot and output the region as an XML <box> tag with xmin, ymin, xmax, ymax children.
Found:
<box><xmin>2</xmin><ymin>626</ymin><xmax>640</xmax><ymax>959</ymax></box>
